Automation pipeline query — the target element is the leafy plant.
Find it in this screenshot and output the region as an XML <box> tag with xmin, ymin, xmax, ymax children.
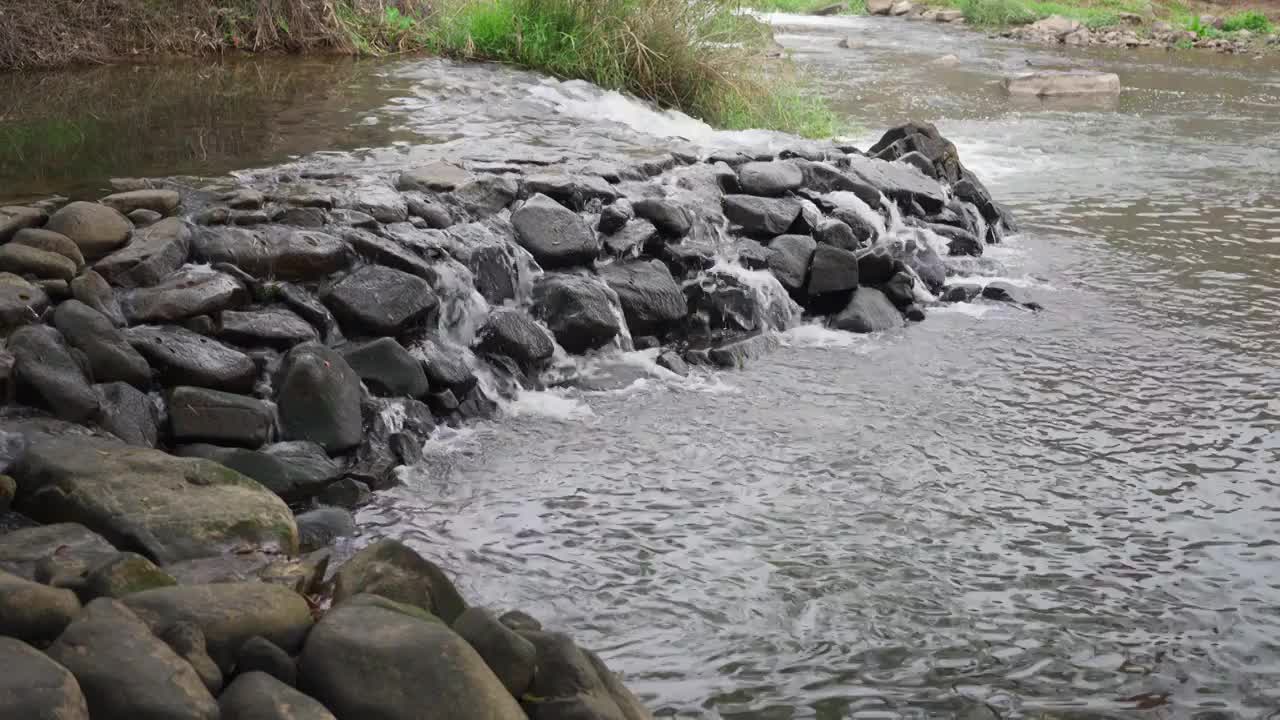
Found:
<box><xmin>1220</xmin><ymin>10</ymin><xmax>1272</xmax><ymax>33</ymax></box>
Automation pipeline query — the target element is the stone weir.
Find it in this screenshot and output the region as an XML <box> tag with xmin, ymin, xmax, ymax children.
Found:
<box><xmin>0</xmin><ymin>122</ymin><xmax>1022</xmax><ymax>720</ymax></box>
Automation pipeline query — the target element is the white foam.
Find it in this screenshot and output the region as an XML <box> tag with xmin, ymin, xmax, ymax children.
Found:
<box><xmin>505</xmin><ymin>388</ymin><xmax>596</xmax><ymax>421</ymax></box>
<box><xmin>930</xmin><ymin>302</ymin><xmax>995</xmax><ymax>318</ymax></box>
<box><xmin>709</xmin><ymin>259</ymin><xmax>803</xmax><ymax>332</ymax></box>
<box><xmin>780</xmin><ymin>323</ymin><xmax>875</xmax><ymax>350</ymax></box>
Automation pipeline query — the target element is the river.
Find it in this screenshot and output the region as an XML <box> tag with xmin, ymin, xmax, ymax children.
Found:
<box><xmin>5</xmin><ymin>12</ymin><xmax>1280</xmax><ymax>719</ymax></box>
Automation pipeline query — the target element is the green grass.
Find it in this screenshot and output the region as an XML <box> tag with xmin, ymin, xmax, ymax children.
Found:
<box><xmin>1175</xmin><ymin>8</ymin><xmax>1273</xmax><ymax>38</ymax></box>
<box><xmin>931</xmin><ymin>0</ymin><xmax>1150</xmax><ymax>28</ymax></box>
<box><xmin>1220</xmin><ymin>10</ymin><xmax>1272</xmax><ymax>33</ymax></box>
<box><xmin>428</xmin><ymin>0</ymin><xmax>843</xmax><ymax>138</ymax></box>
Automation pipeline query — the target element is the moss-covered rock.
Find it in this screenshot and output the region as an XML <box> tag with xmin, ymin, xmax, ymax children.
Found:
<box><xmin>331</xmin><ymin>539</ymin><xmax>468</xmax><ymax>623</ymax></box>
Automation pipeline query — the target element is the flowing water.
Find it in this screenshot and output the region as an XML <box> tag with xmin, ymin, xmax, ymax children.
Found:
<box><xmin>5</xmin><ymin>13</ymin><xmax>1280</xmax><ymax>719</ymax></box>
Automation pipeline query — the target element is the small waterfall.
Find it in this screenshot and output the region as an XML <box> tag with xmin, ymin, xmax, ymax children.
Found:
<box><xmin>431</xmin><ymin>257</ymin><xmax>490</xmax><ymax>346</ymax></box>
<box><xmin>707</xmin><ymin>259</ymin><xmax>803</xmax><ymax>333</ymax></box>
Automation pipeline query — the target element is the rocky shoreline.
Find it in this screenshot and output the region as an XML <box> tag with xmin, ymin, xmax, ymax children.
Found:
<box><xmin>0</xmin><ymin>121</ymin><xmax>1021</xmax><ymax>719</ymax></box>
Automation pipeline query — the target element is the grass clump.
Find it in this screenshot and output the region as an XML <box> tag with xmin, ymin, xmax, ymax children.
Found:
<box><xmin>428</xmin><ymin>0</ymin><xmax>842</xmax><ymax>137</ymax></box>
<box><xmin>1220</xmin><ymin>10</ymin><xmax>1273</xmax><ymax>33</ymax></box>
<box><xmin>957</xmin><ymin>0</ymin><xmax>1039</xmax><ymax>25</ymax></box>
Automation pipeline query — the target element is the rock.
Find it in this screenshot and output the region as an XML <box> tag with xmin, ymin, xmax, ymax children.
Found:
<box><xmin>512</xmin><ymin>193</ymin><xmax>600</xmax><ymax>269</ymax></box>
<box><xmin>499</xmin><ymin>610</ymin><xmax>543</xmax><ymax>633</ymax></box>
<box><xmin>818</xmin><ymin>191</ymin><xmax>883</xmax><ymax>243</ymax></box>
<box><xmin>121</xmin><ymin>267</ymin><xmax>249</xmax><ymax>323</ymax></box>
<box><xmin>0</xmin><ymin>272</ymin><xmax>49</xmax><ymax>332</ymax></box>
<box><xmin>9</xmin><ymin>325</ymin><xmax>99</xmax><ymax>423</ymax></box>
<box><xmin>736</xmin><ymin>161</ymin><xmax>804</xmax><ymax>197</ymax></box>
<box><xmin>523</xmin><ymin>174</ymin><xmax>619</xmax><ymax>210</ymax></box>
<box><xmin>129</xmin><ymin>209</ymin><xmax>167</xmax><ymax>225</ymax></box>
<box><xmin>53</xmin><ymin>300</ymin><xmax>151</xmax><ymax>387</ymax></box>
<box><xmin>936</xmin><ymin>10</ymin><xmax>963</xmax><ymax>21</ymax></box>
<box><xmin>275</xmin><ymin>283</ymin><xmax>339</xmax><ymax>338</ymax></box>
<box><xmin>414</xmin><ymin>336</ymin><xmax>477</xmax><ymax>393</ymax></box>
<box><xmin>0</xmin><ymin>636</ymin><xmax>90</xmax><ymax>720</ymax></box>
<box><xmin>603</xmin><ymin>217</ymin><xmax>658</xmax><ymax>258</ymax></box>
<box><xmin>322</xmin><ymin>264</ymin><xmax>437</xmax><ymax>336</ymax></box>
<box><xmin>844</xmin><ymin>155</ymin><xmax>947</xmax><ymax>213</ymax></box>
<box><xmin>399</xmin><ymin>161</ymin><xmax>474</xmax><ymax>192</ymax></box>
<box><xmin>0</xmin><ymin>523</ymin><xmax>117</xmax><ymax>581</ymax></box>
<box><xmin>722</xmin><ymin>195</ymin><xmax>803</xmax><ymax>237</ymax></box>
<box><xmin>885</xmin><ymin>233</ymin><xmax>946</xmax><ymax>292</ymax></box>
<box><xmin>812</xmin><ymin>2</ymin><xmax>845</xmax><ymax>14</ymax></box>
<box><xmin>855</xmin><ymin>246</ymin><xmax>900</xmax><ymax>286</ymax></box>
<box><xmin>891</xmin><ymin>0</ymin><xmax>913</xmax><ymax>15</ymax></box>
<box><xmin>735</xmin><ymin>238</ymin><xmax>771</xmax><ymax>270</ymax></box>
<box><xmin>296</xmin><ymin>507</ymin><xmax>356</xmax><ymax>552</ymax></box>
<box><xmin>475</xmin><ymin>308</ymin><xmax>555</xmax><ymax>375</ymax></box>
<box><xmin>405</xmin><ymin>194</ymin><xmax>453</xmax><ymax>228</ymax></box>
<box><xmin>521</xmin><ymin>630</ymin><xmax>652</xmax><ymax>720</ymax></box>
<box><xmin>982</xmin><ymin>280</ymin><xmax>1041</xmax><ymax>309</ymax></box>
<box><xmin>92</xmin><ymin>217</ymin><xmax>190</xmax><ymax>288</ymax></box>
<box><xmin>1062</xmin><ymin>26</ymin><xmax>1091</xmax><ymax>45</ymax></box>
<box><xmin>332</xmin><ymin>539</ymin><xmax>467</xmax><ymax>622</ymax></box>
<box><xmin>93</xmin><ymin>381</ymin><xmax>159</xmax><ymax>446</ymax></box>
<box><xmin>236</xmin><ymin>636</ymin><xmax>298</xmax><ymax>686</ymax></box>
<box><xmin>656</xmin><ymin>350</ymin><xmax>689</xmax><ymax>376</ymax></box>
<box><xmin>168</xmin><ymin>386</ymin><xmax>274</xmax><ymax>448</ymax></box>
<box><xmin>446</xmin><ymin>220</ymin><xmax>522</xmax><ymax>304</ymax></box>
<box><xmin>452</xmin><ymin>175</ymin><xmax>520</xmax><ymax>219</ymax></box>
<box><xmin>928</xmin><ymin>223</ymin><xmax>983</xmax><ymax>256</ymax></box>
<box><xmin>192</xmin><ymin>226</ymin><xmax>353</xmax><ymax>281</ymax></box>
<box><xmin>299</xmin><ymin>598</ymin><xmax>524</xmax><ymax>720</ymax></box>
<box><xmin>867</xmin><ymin>0</ymin><xmax>892</xmax><ymax>13</ymax></box>
<box><xmin>12</xmin><ymin>228</ymin><xmax>84</xmax><ymax>268</ymax></box>
<box><xmin>807</xmin><ymin>244</ymin><xmax>861</xmax><ymax>296</ymax></box>
<box><xmin>101</xmin><ymin>189</ymin><xmax>181</xmax><ymax>215</ymax></box>
<box><xmin>219</xmin><ymin>307</ymin><xmax>319</xmax><ymax>350</ymax></box>
<box><xmin>45</xmin><ymin>201</ymin><xmax>132</xmax><ymax>261</ymax></box>
<box><xmin>0</xmin><ymin>568</ymin><xmax>82</xmax><ymax>643</ymax></box>
<box><xmin>128</xmin><ymin>325</ymin><xmax>257</xmax><ymax>392</ymax></box>
<box><xmin>339</xmin><ymin>226</ymin><xmax>435</xmax><ymax>279</ymax></box>
<box><xmin>277</xmin><ymin>343</ymin><xmax>362</xmax><ymax>454</ymax></box>
<box><xmin>831</xmin><ymin>288</ymin><xmax>904</xmax><ymax>333</ymax></box>
<box><xmin>0</xmin><ymin>475</ymin><xmax>12</xmax><ymax>512</ymax></box>
<box><xmin>704</xmin><ymin>332</ymin><xmax>780</xmax><ymax>369</ymax></box>
<box><xmin>69</xmin><ymin>270</ymin><xmax>125</xmax><ymax>327</ymax></box>
<box><xmin>175</xmin><ymin>441</ymin><xmax>341</xmax><ymax>502</ymax></box>
<box><xmin>123</xmin><ymin>583</ymin><xmax>312</xmax><ymax>672</ymax></box>
<box><xmin>14</xmin><ymin>435</ymin><xmax>299</xmax><ymax>564</ymax></box>
<box><xmin>321</xmin><ymin>477</ymin><xmax>372</xmax><ymax>510</ymax></box>
<box><xmin>221</xmin><ymin>672</ymin><xmax>335</xmax><ymax>720</ymax></box>
<box><xmin>48</xmin><ymin>599</ymin><xmax>218</xmax><ymax>720</ymax></box>
<box><xmin>598</xmin><ymin>259</ymin><xmax>687</xmax><ymax>337</ymax></box>
<box><xmin>684</xmin><ymin>272</ymin><xmax>785</xmax><ymax>339</ymax></box>
<box><xmin>632</xmin><ymin>197</ymin><xmax>692</xmax><ymax>238</ymax></box>
<box><xmin>0</xmin><ymin>206</ymin><xmax>46</xmax><ymax>242</ymax></box>
<box><xmin>0</xmin><ymin>243</ymin><xmax>77</xmax><ymax>280</ymax></box>
<box><xmin>453</xmin><ymin>607</ymin><xmax>537</xmax><ymax>696</ymax></box>
<box><xmin>815</xmin><ymin>218</ymin><xmax>860</xmax><ymax>251</ymax></box>
<box><xmin>598</xmin><ymin>201</ymin><xmax>633</xmax><ymax>235</ymax></box>
<box><xmin>1003</xmin><ymin>70</ymin><xmax>1121</xmax><ymax>96</ymax></box>
<box><xmin>882</xmin><ymin>270</ymin><xmax>917</xmax><ymax>308</ymax></box>
<box><xmin>83</xmin><ymin>552</ymin><xmax>176</xmax><ymax>599</ymax></box>
<box><xmin>766</xmin><ymin>234</ymin><xmax>816</xmax><ymax>292</ymax></box>
<box><xmin>346</xmin><ymin>184</ymin><xmax>407</xmax><ymax>224</ymax></box>
<box><xmin>340</xmin><ymin>337</ymin><xmax>430</xmax><ymax>398</ymax></box>
<box><xmin>158</xmin><ymin>621</ymin><xmax>223</xmax><ymax>695</ymax></box>
<box><xmin>532</xmin><ymin>274</ymin><xmax>622</xmax><ymax>353</ymax></box>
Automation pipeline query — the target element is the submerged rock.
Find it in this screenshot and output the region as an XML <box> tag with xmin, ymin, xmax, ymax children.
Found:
<box><xmin>1003</xmin><ymin>70</ymin><xmax>1121</xmax><ymax>96</ymax></box>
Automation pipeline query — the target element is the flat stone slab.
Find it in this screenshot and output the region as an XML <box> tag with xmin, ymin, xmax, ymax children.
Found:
<box><xmin>1003</xmin><ymin>70</ymin><xmax>1121</xmax><ymax>96</ymax></box>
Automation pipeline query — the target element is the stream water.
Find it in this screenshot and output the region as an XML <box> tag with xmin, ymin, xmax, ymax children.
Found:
<box><xmin>4</xmin><ymin>12</ymin><xmax>1280</xmax><ymax>719</ymax></box>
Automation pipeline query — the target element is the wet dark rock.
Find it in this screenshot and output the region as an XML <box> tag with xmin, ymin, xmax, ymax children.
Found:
<box><xmin>632</xmin><ymin>197</ymin><xmax>692</xmax><ymax>238</ymax></box>
<box><xmin>722</xmin><ymin>195</ymin><xmax>803</xmax><ymax>237</ymax></box>
<box><xmin>928</xmin><ymin>223</ymin><xmax>983</xmax><ymax>256</ymax></box>
<box><xmin>427</xmin><ymin>389</ymin><xmax>460</xmax><ymax>415</ymax></box>
<box><xmin>904</xmin><ymin>303</ymin><xmax>926</xmax><ymax>322</ymax></box>
<box><xmin>982</xmin><ymin>280</ymin><xmax>1042</xmax><ymax>310</ymax></box>
<box><xmin>844</xmin><ymin>155</ymin><xmax>947</xmax><ymax>213</ymax></box>
<box><xmin>12</xmin><ymin>227</ymin><xmax>85</xmax><ymax>268</ymax></box>
<box><xmin>885</xmin><ymin>233</ymin><xmax>946</xmax><ymax>293</ymax></box>
<box><xmin>736</xmin><ymin>160</ymin><xmax>804</xmax><ymax>197</ymax></box>
<box><xmin>0</xmin><ymin>205</ymin><xmax>47</xmax><ymax>243</ymax></box>
<box><xmin>222</xmin><ymin>672</ymin><xmax>336</xmax><ymax>720</ymax></box>
<box><xmin>341</xmin><ymin>337</ymin><xmax>430</xmax><ymax>398</ymax></box>
<box><xmin>83</xmin><ymin>551</ymin><xmax>176</xmax><ymax>599</ymax></box>
<box><xmin>684</xmin><ymin>272</ymin><xmax>769</xmax><ymax>339</ymax></box>
<box><xmin>296</xmin><ymin>507</ymin><xmax>356</xmax><ymax>553</ymax></box>
<box><xmin>520</xmin><ymin>630</ymin><xmax>651</xmax><ymax>720</ymax></box>
<box><xmin>0</xmin><ymin>272</ymin><xmax>49</xmax><ymax>332</ymax></box>
<box><xmin>446</xmin><ymin>220</ymin><xmax>522</xmax><ymax>304</ymax></box>
<box><xmin>277</xmin><ymin>343</ymin><xmax>362</xmax><ymax>454</ymax></box>
<box><xmin>869</xmin><ymin>122</ymin><xmax>964</xmax><ymax>184</ymax></box>
<box><xmin>121</xmin><ymin>268</ymin><xmax>249</xmax><ymax>324</ymax></box>
<box><xmin>598</xmin><ymin>259</ymin><xmax>687</xmax><ymax>338</ymax></box>
<box><xmin>93</xmin><ymin>217</ymin><xmax>190</xmax><ymax>288</ymax></box>
<box><xmin>830</xmin><ymin>288</ymin><xmax>904</xmax><ymax>333</ymax></box>
<box><xmin>53</xmin><ymin>300</ymin><xmax>151</xmax><ymax>387</ymax></box>
<box><xmin>453</xmin><ymin>607</ymin><xmax>538</xmax><ymax>696</ymax></box>
<box><xmin>512</xmin><ymin>193</ymin><xmax>600</xmax><ymax>269</ymax></box>
<box><xmin>192</xmin><ymin>226</ymin><xmax>353</xmax><ymax>281</ymax></box>
<box><xmin>0</xmin><ymin>475</ymin><xmax>12</xmax><ymax>512</ymax></box>
<box><xmin>159</xmin><ymin>621</ymin><xmax>223</xmax><ymax>695</ymax></box>
<box><xmin>220</xmin><ymin>306</ymin><xmax>319</xmax><ymax>350</ymax></box>
<box><xmin>451</xmin><ymin>174</ymin><xmax>520</xmax><ymax>219</ymax></box>
<box><xmin>331</xmin><ymin>539</ymin><xmax>467</xmax><ymax>622</ymax></box>
<box><xmin>0</xmin><ymin>243</ymin><xmax>77</xmax><ymax>280</ymax></box>
<box><xmin>524</xmin><ymin>174</ymin><xmax>619</xmax><ymax>210</ymax></box>
<box><xmin>345</xmin><ymin>397</ymin><xmax>434</xmax><ymax>489</ymax></box>
<box><xmin>0</xmin><ymin>523</ymin><xmax>117</xmax><ymax>581</ymax></box>
<box><xmin>883</xmin><ymin>271</ymin><xmax>917</xmax><ymax>308</ymax></box>
<box><xmin>942</xmin><ymin>282</ymin><xmax>983</xmax><ymax>303</ymax></box>
<box><xmin>807</xmin><ymin>244</ymin><xmax>861</xmax><ymax>296</ymax></box>
<box><xmin>598</xmin><ymin>201</ymin><xmax>633</xmax><ymax>235</ymax></box>
<box><xmin>276</xmin><ymin>283</ymin><xmax>339</xmax><ymax>339</ymax></box>
<box><xmin>168</xmin><ymin>386</ymin><xmax>273</xmax><ymax>448</ymax></box>
<box><xmin>101</xmin><ymin>189</ymin><xmax>181</xmax><ymax>216</ymax></box>
<box><xmin>194</xmin><ymin>207</ymin><xmax>231</xmax><ymax>225</ymax></box>
<box><xmin>532</xmin><ymin>274</ymin><xmax>621</xmax><ymax>354</ymax></box>
<box><xmin>235</xmin><ymin>636</ymin><xmax>298</xmax><ymax>687</ymax></box>
<box><xmin>735</xmin><ymin>238</ymin><xmax>771</xmax><ymax>270</ymax></box>
<box><xmin>706</xmin><ymin>332</ymin><xmax>780</xmax><ymax>369</ymax></box>
<box><xmin>93</xmin><ymin>382</ymin><xmax>159</xmax><ymax>447</ymax></box>
<box><xmin>128</xmin><ymin>325</ymin><xmax>257</xmax><ymax>393</ymax></box>
<box><xmin>14</xmin><ymin>435</ymin><xmax>298</xmax><ymax>564</ymax></box>
<box><xmin>794</xmin><ymin>160</ymin><xmax>874</xmax><ymax>199</ymax></box>
<box><xmin>276</xmin><ymin>207</ymin><xmax>326</xmax><ymax>228</ymax></box>
<box><xmin>299</xmin><ymin>597</ymin><xmax>524</xmax><ymax>720</ymax></box>
<box><xmin>48</xmin><ymin>598</ymin><xmax>219</xmax><ymax>720</ymax></box>
<box><xmin>175</xmin><ymin>441</ymin><xmax>342</xmax><ymax>502</ymax></box>
<box><xmin>954</xmin><ymin>171</ymin><xmax>1017</xmax><ymax>237</ymax></box>
<box><xmin>0</xmin><ymin>636</ymin><xmax>90</xmax><ymax>720</ymax></box>
<box><xmin>767</xmin><ymin>234</ymin><xmax>816</xmax><ymax>292</ymax></box>
<box><xmin>817</xmin><ymin>191</ymin><xmax>883</xmax><ymax>243</ymax></box>
<box><xmin>476</xmin><ymin>308</ymin><xmax>555</xmax><ymax>375</ymax></box>
<box><xmin>602</xmin><ymin>217</ymin><xmax>658</xmax><ymax>258</ymax></box>
<box><xmin>124</xmin><ymin>583</ymin><xmax>313</xmax><ymax>673</ymax></box>
<box><xmin>224</xmin><ymin>189</ymin><xmax>265</xmax><ymax>210</ymax></box>
<box><xmin>346</xmin><ymin>183</ymin><xmax>407</xmax><ymax>224</ymax></box>
<box><xmin>322</xmin><ymin>264</ymin><xmax>437</xmax><ymax>337</ymax></box>
<box><xmin>660</xmin><ymin>241</ymin><xmax>717</xmax><ymax>278</ymax></box>
<box><xmin>9</xmin><ymin>325</ymin><xmax>99</xmax><ymax>423</ymax></box>
<box><xmin>339</xmin><ymin>226</ymin><xmax>435</xmax><ymax>279</ymax></box>
<box><xmin>814</xmin><ymin>218</ymin><xmax>860</xmax><ymax>251</ymax></box>
<box><xmin>854</xmin><ymin>246</ymin><xmax>900</xmax><ymax>286</ymax></box>
<box><xmin>896</xmin><ymin>151</ymin><xmax>936</xmax><ymax>178</ymax></box>
<box><xmin>320</xmin><ymin>477</ymin><xmax>371</xmax><ymax>509</ymax></box>
<box><xmin>69</xmin><ymin>270</ymin><xmax>125</xmax><ymax>327</ymax></box>
<box><xmin>45</xmin><ymin>201</ymin><xmax>133</xmax><ymax>261</ymax></box>
<box><xmin>0</xmin><ymin>568</ymin><xmax>82</xmax><ymax>644</ymax></box>
<box><xmin>656</xmin><ymin>350</ymin><xmax>689</xmax><ymax>376</ymax></box>
<box><xmin>415</xmin><ymin>337</ymin><xmax>477</xmax><ymax>393</ymax></box>
<box><xmin>399</xmin><ymin>161</ymin><xmax>474</xmax><ymax>192</ymax></box>
<box><xmin>406</xmin><ymin>194</ymin><xmax>454</xmax><ymax>228</ymax></box>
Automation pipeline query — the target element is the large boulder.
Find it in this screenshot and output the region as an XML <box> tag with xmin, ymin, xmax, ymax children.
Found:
<box><xmin>220</xmin><ymin>672</ymin><xmax>337</xmax><ymax>720</ymax></box>
<box><xmin>298</xmin><ymin>598</ymin><xmax>525</xmax><ymax>720</ymax></box>
<box><xmin>13</xmin><ymin>435</ymin><xmax>299</xmax><ymax>564</ymax></box>
<box><xmin>100</xmin><ymin>189</ymin><xmax>181</xmax><ymax>215</ymax></box>
<box><xmin>475</xmin><ymin>308</ymin><xmax>555</xmax><ymax>375</ymax></box>
<box><xmin>766</xmin><ymin>235</ymin><xmax>816</xmax><ymax>292</ymax></box>
<box><xmin>807</xmin><ymin>244</ymin><xmax>861</xmax><ymax>296</ymax></box>
<box><xmin>722</xmin><ymin>195</ymin><xmax>803</xmax><ymax>237</ymax></box>
<box><xmin>94</xmin><ymin>381</ymin><xmax>160</xmax><ymax>447</ymax></box>
<box><xmin>174</xmin><ymin>441</ymin><xmax>342</xmax><ymax>502</ymax></box>
<box><xmin>220</xmin><ymin>307</ymin><xmax>319</xmax><ymax>350</ymax></box>
<box><xmin>168</xmin><ymin>386</ymin><xmax>274</xmax><ymax>448</ymax></box>
<box><xmin>453</xmin><ymin>607</ymin><xmax>537</xmax><ymax>697</ymax></box>
<box><xmin>830</xmin><ymin>288</ymin><xmax>904</xmax><ymax>333</ymax></box>
<box><xmin>0</xmin><ymin>523</ymin><xmax>117</xmax><ymax>581</ymax></box>
<box><xmin>93</xmin><ymin>217</ymin><xmax>190</xmax><ymax>288</ymax></box>
<box><xmin>0</xmin><ymin>272</ymin><xmax>50</xmax><ymax>332</ymax></box>
<box><xmin>331</xmin><ymin>539</ymin><xmax>467</xmax><ymax>623</ymax></box>
<box><xmin>322</xmin><ymin>264</ymin><xmax>437</xmax><ymax>337</ymax></box>
<box><xmin>532</xmin><ymin>274</ymin><xmax>622</xmax><ymax>353</ymax></box>
<box><xmin>128</xmin><ymin>325</ymin><xmax>257</xmax><ymax>392</ymax></box>
<box><xmin>0</xmin><ymin>568</ymin><xmax>82</xmax><ymax>644</ymax></box>
<box><xmin>120</xmin><ymin>267</ymin><xmax>249</xmax><ymax>324</ymax></box>
<box><xmin>53</xmin><ymin>300</ymin><xmax>151</xmax><ymax>388</ymax></box>
<box><xmin>597</xmin><ymin>260</ymin><xmax>687</xmax><ymax>337</ymax></box>
<box><xmin>521</xmin><ymin>630</ymin><xmax>653</xmax><ymax>720</ymax></box>
<box><xmin>13</xmin><ymin>227</ymin><xmax>86</xmax><ymax>268</ymax></box>
<box><xmin>123</xmin><ymin>583</ymin><xmax>313</xmax><ymax>672</ymax></box>
<box><xmin>277</xmin><ymin>343</ymin><xmax>362</xmax><ymax>454</ymax></box>
<box><xmin>867</xmin><ymin>121</ymin><xmax>964</xmax><ymax>184</ymax></box>
<box><xmin>0</xmin><ymin>636</ymin><xmax>90</xmax><ymax>720</ymax></box>
<box><xmin>512</xmin><ymin>193</ymin><xmax>600</xmax><ymax>268</ymax></box>
<box><xmin>736</xmin><ymin>161</ymin><xmax>804</xmax><ymax>197</ymax></box>
<box><xmin>45</xmin><ymin>201</ymin><xmax>132</xmax><ymax>261</ymax></box>
<box><xmin>47</xmin><ymin>598</ymin><xmax>218</xmax><ymax>720</ymax></box>
<box><xmin>0</xmin><ymin>243</ymin><xmax>77</xmax><ymax>280</ymax></box>
<box><xmin>340</xmin><ymin>337</ymin><xmax>430</xmax><ymax>398</ymax></box>
<box><xmin>8</xmin><ymin>325</ymin><xmax>99</xmax><ymax>423</ymax></box>
<box><xmin>192</xmin><ymin>226</ymin><xmax>353</xmax><ymax>280</ymax></box>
